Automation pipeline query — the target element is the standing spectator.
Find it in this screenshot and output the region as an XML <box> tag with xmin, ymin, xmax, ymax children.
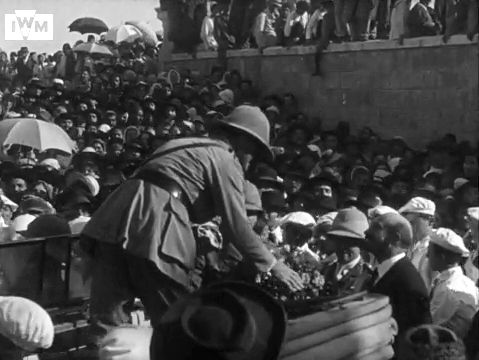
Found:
<box><xmin>15</xmin><ymin>47</ymin><xmax>32</xmax><ymax>85</ymax></box>
<box><xmin>399</xmin><ymin>197</ymin><xmax>437</xmax><ymax>290</ymax></box>
<box><xmin>428</xmin><ymin>228</ymin><xmax>479</xmax><ymax>339</ymax></box>
<box><xmin>390</xmin><ymin>0</ymin><xmax>410</xmax><ymax>39</ymax></box>
<box><xmin>284</xmin><ymin>1</ymin><xmax>310</xmax><ymax>45</ymax></box>
<box><xmin>351</xmin><ymin>0</ymin><xmax>375</xmax><ymax>41</ymax></box>
<box><xmin>229</xmin><ymin>0</ymin><xmax>263</xmax><ymax>48</ymax></box>
<box><xmin>464</xmin><ymin>207</ymin><xmax>479</xmax><ymax>285</ymax></box>
<box><xmin>368</xmin><ymin>0</ymin><xmax>391</xmax><ymax>39</ymax></box>
<box><xmin>200</xmin><ymin>3</ymin><xmax>219</xmax><ymax>51</ymax></box>
<box><xmin>407</xmin><ymin>0</ymin><xmax>442</xmax><ymax>37</ymax></box>
<box><xmin>363</xmin><ymin>213</ymin><xmax>431</xmax><ymax>339</ymax></box>
<box><xmin>0</xmin><ymin>52</ymin><xmax>8</xmax><ymax>76</ymax></box>
<box><xmin>213</xmin><ymin>3</ymin><xmax>236</xmax><ymax>52</ymax></box>
<box><xmin>306</xmin><ymin>0</ymin><xmax>335</xmax><ymax>46</ymax></box>
<box><xmin>253</xmin><ymin>0</ymin><xmax>282</xmax><ymax>49</ymax></box>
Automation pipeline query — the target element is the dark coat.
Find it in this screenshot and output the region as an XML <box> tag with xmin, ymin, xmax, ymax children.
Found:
<box><xmin>371</xmin><ymin>257</ymin><xmax>432</xmax><ymax>335</ymax></box>
<box><xmin>322</xmin><ymin>259</ymin><xmax>373</xmax><ymax>296</ymax></box>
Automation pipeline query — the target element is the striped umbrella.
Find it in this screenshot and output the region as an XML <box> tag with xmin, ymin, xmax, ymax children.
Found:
<box><xmin>0</xmin><ymin>118</ymin><xmax>76</xmax><ymax>154</ymax></box>
<box><xmin>126</xmin><ymin>21</ymin><xmax>160</xmax><ymax>46</ymax></box>
<box><xmin>105</xmin><ymin>24</ymin><xmax>142</xmax><ymax>44</ymax></box>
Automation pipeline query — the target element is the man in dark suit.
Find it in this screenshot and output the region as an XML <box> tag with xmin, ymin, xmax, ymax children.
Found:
<box><xmin>363</xmin><ymin>213</ymin><xmax>432</xmax><ymax>336</ymax></box>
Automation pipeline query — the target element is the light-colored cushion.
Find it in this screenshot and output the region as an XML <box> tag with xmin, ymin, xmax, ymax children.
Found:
<box><xmin>99</xmin><ymin>326</ymin><xmax>153</xmax><ymax>360</ymax></box>
<box><xmin>0</xmin><ymin>296</ymin><xmax>54</xmax><ymax>351</ymax></box>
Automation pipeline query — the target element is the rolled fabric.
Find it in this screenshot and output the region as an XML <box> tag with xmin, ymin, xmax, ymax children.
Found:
<box><xmin>0</xmin><ymin>296</ymin><xmax>54</xmax><ymax>351</ymax></box>
<box><xmin>282</xmin><ymin>305</ymin><xmax>392</xmax><ymax>356</ymax></box>
<box><xmin>281</xmin><ymin>318</ymin><xmax>398</xmax><ymax>360</ymax></box>
<box><xmin>287</xmin><ymin>294</ymin><xmax>390</xmax><ymax>340</ymax></box>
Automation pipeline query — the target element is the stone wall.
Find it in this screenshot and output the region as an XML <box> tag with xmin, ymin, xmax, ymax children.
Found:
<box><xmin>164</xmin><ymin>35</ymin><xmax>478</xmax><ymax>147</ymax></box>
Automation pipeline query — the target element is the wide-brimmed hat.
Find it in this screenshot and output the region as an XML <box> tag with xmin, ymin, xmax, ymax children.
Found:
<box><xmin>151</xmin><ymin>281</ymin><xmax>287</xmax><ymax>360</ymax></box>
<box><xmin>327</xmin><ymin>207</ymin><xmax>369</xmax><ymax>239</ymax></box>
<box><xmin>261</xmin><ymin>190</ymin><xmax>287</xmax><ymax>213</ymax></box>
<box><xmin>209</xmin><ymin>105</ymin><xmax>273</xmax><ymax>162</ymax></box>
<box><xmin>19</xmin><ymin>196</ymin><xmax>55</xmax><ymax>216</ymax></box>
<box><xmin>252</xmin><ymin>164</ymin><xmax>284</xmax><ymax>190</ymax></box>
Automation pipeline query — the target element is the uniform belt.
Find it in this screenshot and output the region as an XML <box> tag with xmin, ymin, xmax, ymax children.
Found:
<box><xmin>134</xmin><ymin>169</ymin><xmax>190</xmax><ymax>208</ymax></box>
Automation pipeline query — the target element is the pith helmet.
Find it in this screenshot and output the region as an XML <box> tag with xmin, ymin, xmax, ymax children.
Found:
<box><xmin>211</xmin><ymin>105</ymin><xmax>273</xmax><ymax>162</ymax></box>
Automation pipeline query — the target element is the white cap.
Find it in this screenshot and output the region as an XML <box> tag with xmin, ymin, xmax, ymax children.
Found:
<box><xmin>388</xmin><ymin>157</ymin><xmax>401</xmax><ymax>172</ymax></box>
<box><xmin>399</xmin><ymin>197</ymin><xmax>436</xmax><ymax>216</ymax></box>
<box><xmin>0</xmin><ymin>195</ymin><xmax>18</xmax><ymax>212</ymax></box>
<box><xmin>218</xmin><ymin>89</ymin><xmax>234</xmax><ymax>105</ymax></box>
<box><xmin>84</xmin><ymin>175</ymin><xmax>100</xmax><ymax>197</ymax></box>
<box><xmin>82</xmin><ymin>147</ymin><xmax>96</xmax><ymax>153</ymax></box>
<box><xmin>99</xmin><ymin>326</ymin><xmax>152</xmax><ymax>360</ymax></box>
<box><xmin>39</xmin><ymin>158</ymin><xmax>60</xmax><ymax>171</ymax></box>
<box><xmin>467</xmin><ymin>207</ymin><xmax>479</xmax><ymax>222</ymax></box>
<box><xmin>0</xmin><ymin>296</ymin><xmax>54</xmax><ymax>351</ymax></box>
<box><xmin>12</xmin><ymin>214</ymin><xmax>36</xmax><ymax>232</ymax></box>
<box><xmin>368</xmin><ymin>205</ymin><xmax>399</xmax><ymax>219</ymax></box>
<box><xmin>52</xmin><ymin>78</ymin><xmax>64</xmax><ymax>86</ymax></box>
<box><xmin>316</xmin><ymin>211</ymin><xmax>338</xmax><ymax>227</ymax></box>
<box><xmin>373</xmin><ymin>169</ymin><xmax>391</xmax><ymax>182</ymax></box>
<box><xmin>279</xmin><ymin>211</ymin><xmax>316</xmax><ymax>227</ymax></box>
<box><xmin>453</xmin><ymin>178</ymin><xmax>469</xmax><ymax>190</ymax></box>
<box><xmin>265</xmin><ymin>105</ymin><xmax>280</xmax><ymax>114</ymax></box>
<box><xmin>430</xmin><ymin>228</ymin><xmax>470</xmax><ymax>257</ymax></box>
<box><xmin>98</xmin><ymin>124</ymin><xmax>112</xmax><ymax>133</ymax></box>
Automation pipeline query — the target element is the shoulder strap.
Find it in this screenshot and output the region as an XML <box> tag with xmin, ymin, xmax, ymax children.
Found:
<box><xmin>140</xmin><ymin>140</ymin><xmax>228</xmax><ymax>168</ymax></box>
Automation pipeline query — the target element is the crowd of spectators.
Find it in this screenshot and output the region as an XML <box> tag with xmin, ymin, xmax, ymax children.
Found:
<box><xmin>0</xmin><ymin>32</ymin><xmax>478</xmax><ymax>358</ymax></box>
<box><xmin>165</xmin><ymin>0</ymin><xmax>478</xmax><ymax>53</ymax></box>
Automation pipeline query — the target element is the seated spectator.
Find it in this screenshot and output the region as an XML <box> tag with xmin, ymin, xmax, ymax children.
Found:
<box><xmin>428</xmin><ymin>228</ymin><xmax>479</xmax><ymax>339</ymax></box>
<box><xmin>253</xmin><ymin>0</ymin><xmax>282</xmax><ymax>49</ymax></box>
<box><xmin>399</xmin><ymin>196</ymin><xmax>436</xmax><ymax>290</ymax></box>
<box><xmin>323</xmin><ymin>207</ymin><xmax>373</xmax><ymax>296</ymax></box>
<box><xmin>284</xmin><ymin>1</ymin><xmax>310</xmax><ymax>45</ymax></box>
<box><xmin>0</xmin><ymin>195</ymin><xmax>17</xmax><ymax>228</ymax></box>
<box><xmin>408</xmin><ymin>0</ymin><xmax>442</xmax><ymax>37</ymax></box>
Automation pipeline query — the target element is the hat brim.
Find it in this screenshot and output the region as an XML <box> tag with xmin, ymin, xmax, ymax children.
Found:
<box><xmin>327</xmin><ymin>229</ymin><xmax>365</xmax><ymax>240</ymax></box>
<box><xmin>209</xmin><ymin>119</ymin><xmax>273</xmax><ymax>163</ymax></box>
<box><xmin>153</xmin><ymin>281</ymin><xmax>287</xmax><ymax>360</ymax></box>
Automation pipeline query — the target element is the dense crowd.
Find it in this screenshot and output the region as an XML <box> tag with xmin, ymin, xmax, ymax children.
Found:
<box><xmin>0</xmin><ymin>32</ymin><xmax>478</xmax><ymax>360</ymax></box>
<box><xmin>164</xmin><ymin>0</ymin><xmax>478</xmax><ymax>54</ymax></box>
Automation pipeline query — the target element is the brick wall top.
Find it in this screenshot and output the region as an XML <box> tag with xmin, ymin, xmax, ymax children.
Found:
<box><xmin>168</xmin><ymin>34</ymin><xmax>478</xmax><ymax>61</ymax></box>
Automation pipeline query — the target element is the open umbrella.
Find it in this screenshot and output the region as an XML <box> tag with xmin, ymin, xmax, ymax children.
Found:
<box><xmin>126</xmin><ymin>21</ymin><xmax>160</xmax><ymax>46</ymax></box>
<box><xmin>69</xmin><ymin>17</ymin><xmax>108</xmax><ymax>34</ymax></box>
<box><xmin>105</xmin><ymin>24</ymin><xmax>142</xmax><ymax>44</ymax></box>
<box><xmin>73</xmin><ymin>42</ymin><xmax>115</xmax><ymax>57</ymax></box>
<box><xmin>0</xmin><ymin>118</ymin><xmax>76</xmax><ymax>154</ymax></box>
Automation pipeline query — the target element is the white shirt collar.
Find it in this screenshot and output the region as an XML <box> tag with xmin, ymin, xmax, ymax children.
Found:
<box><xmin>433</xmin><ymin>265</ymin><xmax>463</xmax><ymax>285</ymax></box>
<box><xmin>375</xmin><ymin>253</ymin><xmax>406</xmax><ymax>283</ymax></box>
<box><xmin>337</xmin><ymin>256</ymin><xmax>361</xmax><ymax>280</ymax></box>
